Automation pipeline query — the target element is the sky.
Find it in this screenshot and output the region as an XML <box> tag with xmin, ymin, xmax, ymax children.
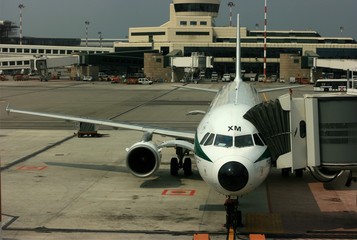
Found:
<box><xmin>0</xmin><ymin>0</ymin><xmax>356</xmax><ymax>40</ymax></box>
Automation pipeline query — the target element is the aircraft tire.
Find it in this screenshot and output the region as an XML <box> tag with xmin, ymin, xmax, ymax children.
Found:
<box><xmin>183</xmin><ymin>157</ymin><xmax>192</xmax><ymax>176</ymax></box>
<box><xmin>170</xmin><ymin>157</ymin><xmax>179</xmax><ymax>176</ymax></box>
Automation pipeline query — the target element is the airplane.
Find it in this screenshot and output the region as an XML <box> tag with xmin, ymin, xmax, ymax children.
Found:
<box><xmin>6</xmin><ymin>15</ymin><xmax>303</xmax><ymax>232</ymax></box>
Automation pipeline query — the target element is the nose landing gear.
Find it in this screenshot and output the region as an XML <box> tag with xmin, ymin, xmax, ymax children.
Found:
<box><xmin>224</xmin><ymin>197</ymin><xmax>243</xmax><ymax>239</ymax></box>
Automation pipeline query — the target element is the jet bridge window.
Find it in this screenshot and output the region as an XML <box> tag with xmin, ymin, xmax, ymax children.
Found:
<box><xmin>235</xmin><ymin>134</ymin><xmax>254</xmax><ymax>148</ymax></box>
<box><xmin>214</xmin><ymin>134</ymin><xmax>233</xmax><ymax>147</ymax></box>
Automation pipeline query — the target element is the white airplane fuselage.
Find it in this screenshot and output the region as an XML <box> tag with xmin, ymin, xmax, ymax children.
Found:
<box><xmin>194</xmin><ymin>80</ymin><xmax>271</xmax><ymax>196</ymax></box>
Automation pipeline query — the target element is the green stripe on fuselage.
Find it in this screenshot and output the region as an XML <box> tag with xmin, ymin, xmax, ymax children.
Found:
<box><xmin>254</xmin><ymin>148</ymin><xmax>271</xmax><ymax>163</ymax></box>
<box><xmin>194</xmin><ymin>133</ymin><xmax>213</xmax><ymax>162</ymax></box>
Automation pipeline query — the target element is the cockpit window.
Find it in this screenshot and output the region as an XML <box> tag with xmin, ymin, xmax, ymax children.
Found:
<box><xmin>258</xmin><ymin>133</ymin><xmax>267</xmax><ymax>145</ymax></box>
<box><xmin>204</xmin><ymin>133</ymin><xmax>215</xmax><ymax>146</ymax></box>
<box><xmin>200</xmin><ymin>132</ymin><xmax>210</xmax><ymax>145</ymax></box>
<box><xmin>253</xmin><ymin>133</ymin><xmax>265</xmax><ymax>146</ymax></box>
<box><xmin>214</xmin><ymin>134</ymin><xmax>233</xmax><ymax>148</ymax></box>
<box><xmin>235</xmin><ymin>134</ymin><xmax>254</xmax><ymax>148</ymax></box>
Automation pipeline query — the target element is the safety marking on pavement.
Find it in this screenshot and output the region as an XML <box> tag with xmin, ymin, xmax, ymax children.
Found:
<box><xmin>16</xmin><ymin>166</ymin><xmax>48</xmax><ymax>171</ymax></box>
<box><xmin>162</xmin><ymin>189</ymin><xmax>196</xmax><ymax>196</ymax></box>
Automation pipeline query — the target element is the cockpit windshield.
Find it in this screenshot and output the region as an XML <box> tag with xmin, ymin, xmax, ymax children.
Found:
<box><xmin>235</xmin><ymin>134</ymin><xmax>254</xmax><ymax>148</ymax></box>
<box><xmin>201</xmin><ymin>132</ymin><xmax>260</xmax><ymax>148</ymax></box>
<box><xmin>214</xmin><ymin>134</ymin><xmax>233</xmax><ymax>147</ymax></box>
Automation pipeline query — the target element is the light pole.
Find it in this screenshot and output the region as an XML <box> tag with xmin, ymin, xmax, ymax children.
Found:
<box><xmin>98</xmin><ymin>31</ymin><xmax>102</xmax><ymax>48</ymax></box>
<box><xmin>263</xmin><ymin>0</ymin><xmax>267</xmax><ymax>82</ymax></box>
<box><xmin>85</xmin><ymin>20</ymin><xmax>90</xmax><ymax>47</ymax></box>
<box><xmin>18</xmin><ymin>3</ymin><xmax>25</xmax><ymax>45</ymax></box>
<box><xmin>228</xmin><ymin>2</ymin><xmax>235</xmax><ymax>27</ymax></box>
<box><xmin>340</xmin><ymin>26</ymin><xmax>344</xmax><ymax>35</ymax></box>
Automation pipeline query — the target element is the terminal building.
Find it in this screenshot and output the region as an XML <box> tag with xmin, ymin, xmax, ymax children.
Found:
<box><xmin>1</xmin><ymin>0</ymin><xmax>357</xmax><ymax>82</ymax></box>
<box><xmin>115</xmin><ymin>0</ymin><xmax>357</xmax><ymax>82</ymax></box>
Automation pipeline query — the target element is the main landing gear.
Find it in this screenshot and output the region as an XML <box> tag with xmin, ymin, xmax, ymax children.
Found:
<box><xmin>224</xmin><ymin>197</ymin><xmax>243</xmax><ymax>239</ymax></box>
<box><xmin>170</xmin><ymin>147</ymin><xmax>192</xmax><ymax>176</ymax></box>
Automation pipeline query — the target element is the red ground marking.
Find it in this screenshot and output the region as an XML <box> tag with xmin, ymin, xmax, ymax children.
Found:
<box><xmin>162</xmin><ymin>189</ymin><xmax>196</xmax><ymax>196</ymax></box>
<box><xmin>16</xmin><ymin>166</ymin><xmax>48</xmax><ymax>171</ymax></box>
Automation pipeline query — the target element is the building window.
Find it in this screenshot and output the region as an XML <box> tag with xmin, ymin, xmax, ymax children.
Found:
<box><xmin>176</xmin><ymin>31</ymin><xmax>209</xmax><ymax>36</ymax></box>
<box><xmin>180</xmin><ymin>21</ymin><xmax>187</xmax><ymax>26</ymax></box>
<box><xmin>31</xmin><ymin>49</ymin><xmax>37</xmax><ymax>54</ymax></box>
<box><xmin>200</xmin><ymin>21</ymin><xmax>207</xmax><ymax>26</ymax></box>
<box><xmin>190</xmin><ymin>21</ymin><xmax>197</xmax><ymax>26</ymax></box>
<box><xmin>174</xmin><ymin>3</ymin><xmax>219</xmax><ymax>13</ymax></box>
<box><xmin>131</xmin><ymin>31</ymin><xmax>165</xmax><ymax>36</ymax></box>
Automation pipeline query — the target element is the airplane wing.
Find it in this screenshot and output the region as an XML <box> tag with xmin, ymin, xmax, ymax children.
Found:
<box><xmin>6</xmin><ymin>105</ymin><xmax>195</xmax><ymax>140</ymax></box>
<box><xmin>257</xmin><ymin>85</ymin><xmax>305</xmax><ymax>93</ymax></box>
<box><xmin>172</xmin><ymin>85</ymin><xmax>219</xmax><ymax>93</ymax></box>
<box><xmin>174</xmin><ymin>83</ymin><xmax>304</xmax><ymax>94</ymax></box>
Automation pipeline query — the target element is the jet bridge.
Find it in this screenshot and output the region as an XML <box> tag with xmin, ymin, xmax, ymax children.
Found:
<box><xmin>244</xmin><ymin>90</ymin><xmax>357</xmax><ymax>185</ymax></box>
<box><xmin>34</xmin><ymin>56</ymin><xmax>79</xmax><ymax>81</ymax></box>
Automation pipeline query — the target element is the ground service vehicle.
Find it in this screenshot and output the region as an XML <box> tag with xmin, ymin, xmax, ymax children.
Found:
<box><xmin>313</xmin><ymin>79</ymin><xmax>349</xmax><ymax>92</ymax></box>
<box><xmin>211</xmin><ymin>71</ymin><xmax>218</xmax><ymax>82</ymax></box>
<box><xmin>222</xmin><ymin>73</ymin><xmax>231</xmax><ymax>82</ymax></box>
<box><xmin>138</xmin><ymin>78</ymin><xmax>153</xmax><ymax>85</ymax></box>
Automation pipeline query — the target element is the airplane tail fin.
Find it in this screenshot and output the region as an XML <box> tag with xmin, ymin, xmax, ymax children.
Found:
<box><xmin>235</xmin><ymin>14</ymin><xmax>242</xmax><ymax>83</ymax></box>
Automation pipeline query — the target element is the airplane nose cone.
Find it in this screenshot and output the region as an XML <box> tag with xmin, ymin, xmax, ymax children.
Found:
<box><xmin>218</xmin><ymin>161</ymin><xmax>249</xmax><ymax>192</ymax></box>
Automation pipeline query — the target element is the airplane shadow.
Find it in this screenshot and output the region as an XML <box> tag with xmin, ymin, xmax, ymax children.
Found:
<box><xmin>140</xmin><ymin>169</ymin><xmax>202</xmax><ymax>189</ymax></box>
<box><xmin>45</xmin><ymin>162</ymin><xmax>203</xmax><ymax>189</ymax></box>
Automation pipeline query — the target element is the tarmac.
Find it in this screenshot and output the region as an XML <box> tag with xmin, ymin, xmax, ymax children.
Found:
<box><xmin>0</xmin><ymin>80</ymin><xmax>357</xmax><ymax>240</ymax></box>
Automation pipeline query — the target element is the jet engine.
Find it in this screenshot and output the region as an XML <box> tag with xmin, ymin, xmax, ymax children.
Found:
<box><xmin>309</xmin><ymin>166</ymin><xmax>343</xmax><ymax>182</ymax></box>
<box><xmin>126</xmin><ymin>141</ymin><xmax>161</xmax><ymax>178</ymax></box>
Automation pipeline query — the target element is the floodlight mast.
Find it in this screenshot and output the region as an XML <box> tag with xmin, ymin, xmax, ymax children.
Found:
<box><xmin>85</xmin><ymin>21</ymin><xmax>90</xmax><ymax>47</ymax></box>
<box><xmin>263</xmin><ymin>0</ymin><xmax>267</xmax><ymax>82</ymax></box>
<box><xmin>18</xmin><ymin>3</ymin><xmax>25</xmax><ymax>45</ymax></box>
<box><xmin>228</xmin><ymin>2</ymin><xmax>235</xmax><ymax>27</ymax></box>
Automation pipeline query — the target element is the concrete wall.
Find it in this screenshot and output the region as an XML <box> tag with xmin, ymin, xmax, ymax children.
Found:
<box><xmin>144</xmin><ymin>53</ymin><xmax>171</xmax><ymax>82</ymax></box>
<box><xmin>280</xmin><ymin>54</ymin><xmax>310</xmax><ymax>82</ymax></box>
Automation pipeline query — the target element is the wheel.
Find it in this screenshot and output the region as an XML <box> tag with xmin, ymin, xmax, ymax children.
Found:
<box><xmin>281</xmin><ymin>168</ymin><xmax>290</xmax><ymax>177</ymax></box>
<box><xmin>183</xmin><ymin>157</ymin><xmax>192</xmax><ymax>176</ymax></box>
<box><xmin>170</xmin><ymin>157</ymin><xmax>179</xmax><ymax>176</ymax></box>
<box><xmin>295</xmin><ymin>169</ymin><xmax>304</xmax><ymax>178</ymax></box>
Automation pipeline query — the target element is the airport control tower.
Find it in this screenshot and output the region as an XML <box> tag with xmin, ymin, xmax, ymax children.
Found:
<box><xmin>172</xmin><ymin>0</ymin><xmax>221</xmax><ymax>17</ymax></box>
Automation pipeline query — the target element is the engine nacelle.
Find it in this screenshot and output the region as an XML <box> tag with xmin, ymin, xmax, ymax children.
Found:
<box><xmin>126</xmin><ymin>141</ymin><xmax>161</xmax><ymax>178</ymax></box>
